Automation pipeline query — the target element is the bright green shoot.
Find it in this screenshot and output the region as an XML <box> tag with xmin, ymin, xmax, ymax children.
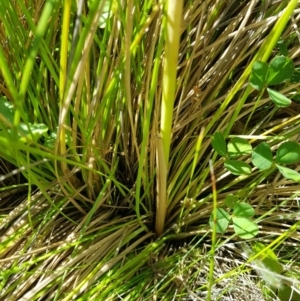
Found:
<box><xmin>156</xmin><ymin>0</ymin><xmax>183</xmax><ymax>235</ymax></box>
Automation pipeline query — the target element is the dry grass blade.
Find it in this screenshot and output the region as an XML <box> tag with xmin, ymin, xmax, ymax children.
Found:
<box><xmin>0</xmin><ymin>0</ymin><xmax>300</xmax><ymax>300</ymax></box>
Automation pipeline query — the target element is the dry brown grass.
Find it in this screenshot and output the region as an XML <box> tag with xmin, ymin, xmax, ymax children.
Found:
<box><xmin>0</xmin><ymin>1</ymin><xmax>300</xmax><ymax>300</ymax></box>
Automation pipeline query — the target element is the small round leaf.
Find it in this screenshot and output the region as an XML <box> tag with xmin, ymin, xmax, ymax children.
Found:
<box><xmin>227</xmin><ymin>137</ymin><xmax>252</xmax><ymax>158</ymax></box>
<box><xmin>252</xmin><ymin>142</ymin><xmax>273</xmax><ymax>170</ymax></box>
<box><xmin>233</xmin><ymin>202</ymin><xmax>255</xmax><ymax>218</ymax></box>
<box><xmin>209</xmin><ymin>208</ymin><xmax>231</xmax><ymax>233</ymax></box>
<box><xmin>267</xmin><ymin>56</ymin><xmax>294</xmax><ymax>85</ymax></box>
<box><xmin>267</xmin><ymin>88</ymin><xmax>291</xmax><ymax>107</ymax></box>
<box><xmin>275</xmin><ymin>141</ymin><xmax>300</xmax><ymax>164</ymax></box>
<box><xmin>249</xmin><ymin>61</ymin><xmax>269</xmax><ymax>91</ymax></box>
<box><xmin>276</xmin><ymin>165</ymin><xmax>300</xmax><ymax>182</ymax></box>
<box><xmin>232</xmin><ymin>217</ymin><xmax>259</xmax><ymax>239</ymax></box>
<box><xmin>225</xmin><ymin>195</ymin><xmax>239</xmax><ymax>209</ymax></box>
<box><xmin>224</xmin><ymin>160</ymin><xmax>252</xmax><ymax>175</ymax></box>
<box><xmin>212</xmin><ymin>132</ymin><xmax>227</xmax><ymax>157</ymax></box>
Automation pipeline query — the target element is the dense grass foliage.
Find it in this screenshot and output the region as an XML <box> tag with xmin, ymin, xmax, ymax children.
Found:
<box><xmin>0</xmin><ymin>1</ymin><xmax>300</xmax><ymax>300</ymax></box>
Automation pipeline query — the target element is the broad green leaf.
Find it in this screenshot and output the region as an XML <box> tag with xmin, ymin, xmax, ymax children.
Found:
<box><xmin>17</xmin><ymin>123</ymin><xmax>48</xmax><ymax>143</ymax></box>
<box><xmin>290</xmin><ymin>88</ymin><xmax>300</xmax><ymax>101</ymax></box>
<box><xmin>276</xmin><ymin>165</ymin><xmax>300</xmax><ymax>182</ymax></box>
<box><xmin>0</xmin><ymin>97</ymin><xmax>15</xmax><ymax>125</ymax></box>
<box><xmin>267</xmin><ymin>88</ymin><xmax>291</xmax><ymax>107</ymax></box>
<box><xmin>6</xmin><ymin>123</ymin><xmax>48</xmax><ymax>143</ymax></box>
<box><xmin>225</xmin><ymin>195</ymin><xmax>238</xmax><ymax>209</ymax></box>
<box><xmin>43</xmin><ymin>130</ymin><xmax>71</xmax><ymax>150</ymax></box>
<box><xmin>290</xmin><ymin>68</ymin><xmax>300</xmax><ymax>83</ymax></box>
<box><xmin>233</xmin><ymin>202</ymin><xmax>255</xmax><ymax>218</ymax></box>
<box><xmin>232</xmin><ymin>217</ymin><xmax>258</xmax><ymax>239</ymax></box>
<box><xmin>252</xmin><ymin>243</ymin><xmax>283</xmax><ymax>275</ymax></box>
<box><xmin>227</xmin><ymin>137</ymin><xmax>252</xmax><ymax>158</ymax></box>
<box><xmin>212</xmin><ymin>132</ymin><xmax>227</xmax><ymax>157</ymax></box>
<box><xmin>275</xmin><ymin>141</ymin><xmax>300</xmax><ymax>164</ymax></box>
<box><xmin>291</xmin><ymin>93</ymin><xmax>300</xmax><ymax>101</ymax></box>
<box><xmin>252</xmin><ymin>242</ymin><xmax>283</xmax><ymax>290</ymax></box>
<box><xmin>43</xmin><ymin>131</ymin><xmax>57</xmax><ymax>150</ymax></box>
<box><xmin>224</xmin><ymin>160</ymin><xmax>252</xmax><ymax>175</ymax></box>
<box><xmin>267</xmin><ymin>56</ymin><xmax>294</xmax><ymax>85</ymax></box>
<box><xmin>252</xmin><ymin>142</ymin><xmax>273</xmax><ymax>170</ymax></box>
<box><xmin>249</xmin><ymin>61</ymin><xmax>269</xmax><ymax>90</ymax></box>
<box><xmin>209</xmin><ymin>208</ymin><xmax>231</xmax><ymax>233</ymax></box>
<box><xmin>278</xmin><ymin>284</ymin><xmax>300</xmax><ymax>301</ymax></box>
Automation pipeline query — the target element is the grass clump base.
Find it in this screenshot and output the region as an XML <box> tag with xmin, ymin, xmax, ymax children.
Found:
<box><xmin>0</xmin><ymin>0</ymin><xmax>300</xmax><ymax>300</ymax></box>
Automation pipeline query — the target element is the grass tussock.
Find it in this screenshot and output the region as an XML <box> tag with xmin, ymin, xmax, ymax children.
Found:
<box><xmin>0</xmin><ymin>0</ymin><xmax>300</xmax><ymax>300</ymax></box>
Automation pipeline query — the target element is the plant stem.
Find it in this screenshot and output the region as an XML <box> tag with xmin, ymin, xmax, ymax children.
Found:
<box><xmin>156</xmin><ymin>0</ymin><xmax>183</xmax><ymax>235</ymax></box>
